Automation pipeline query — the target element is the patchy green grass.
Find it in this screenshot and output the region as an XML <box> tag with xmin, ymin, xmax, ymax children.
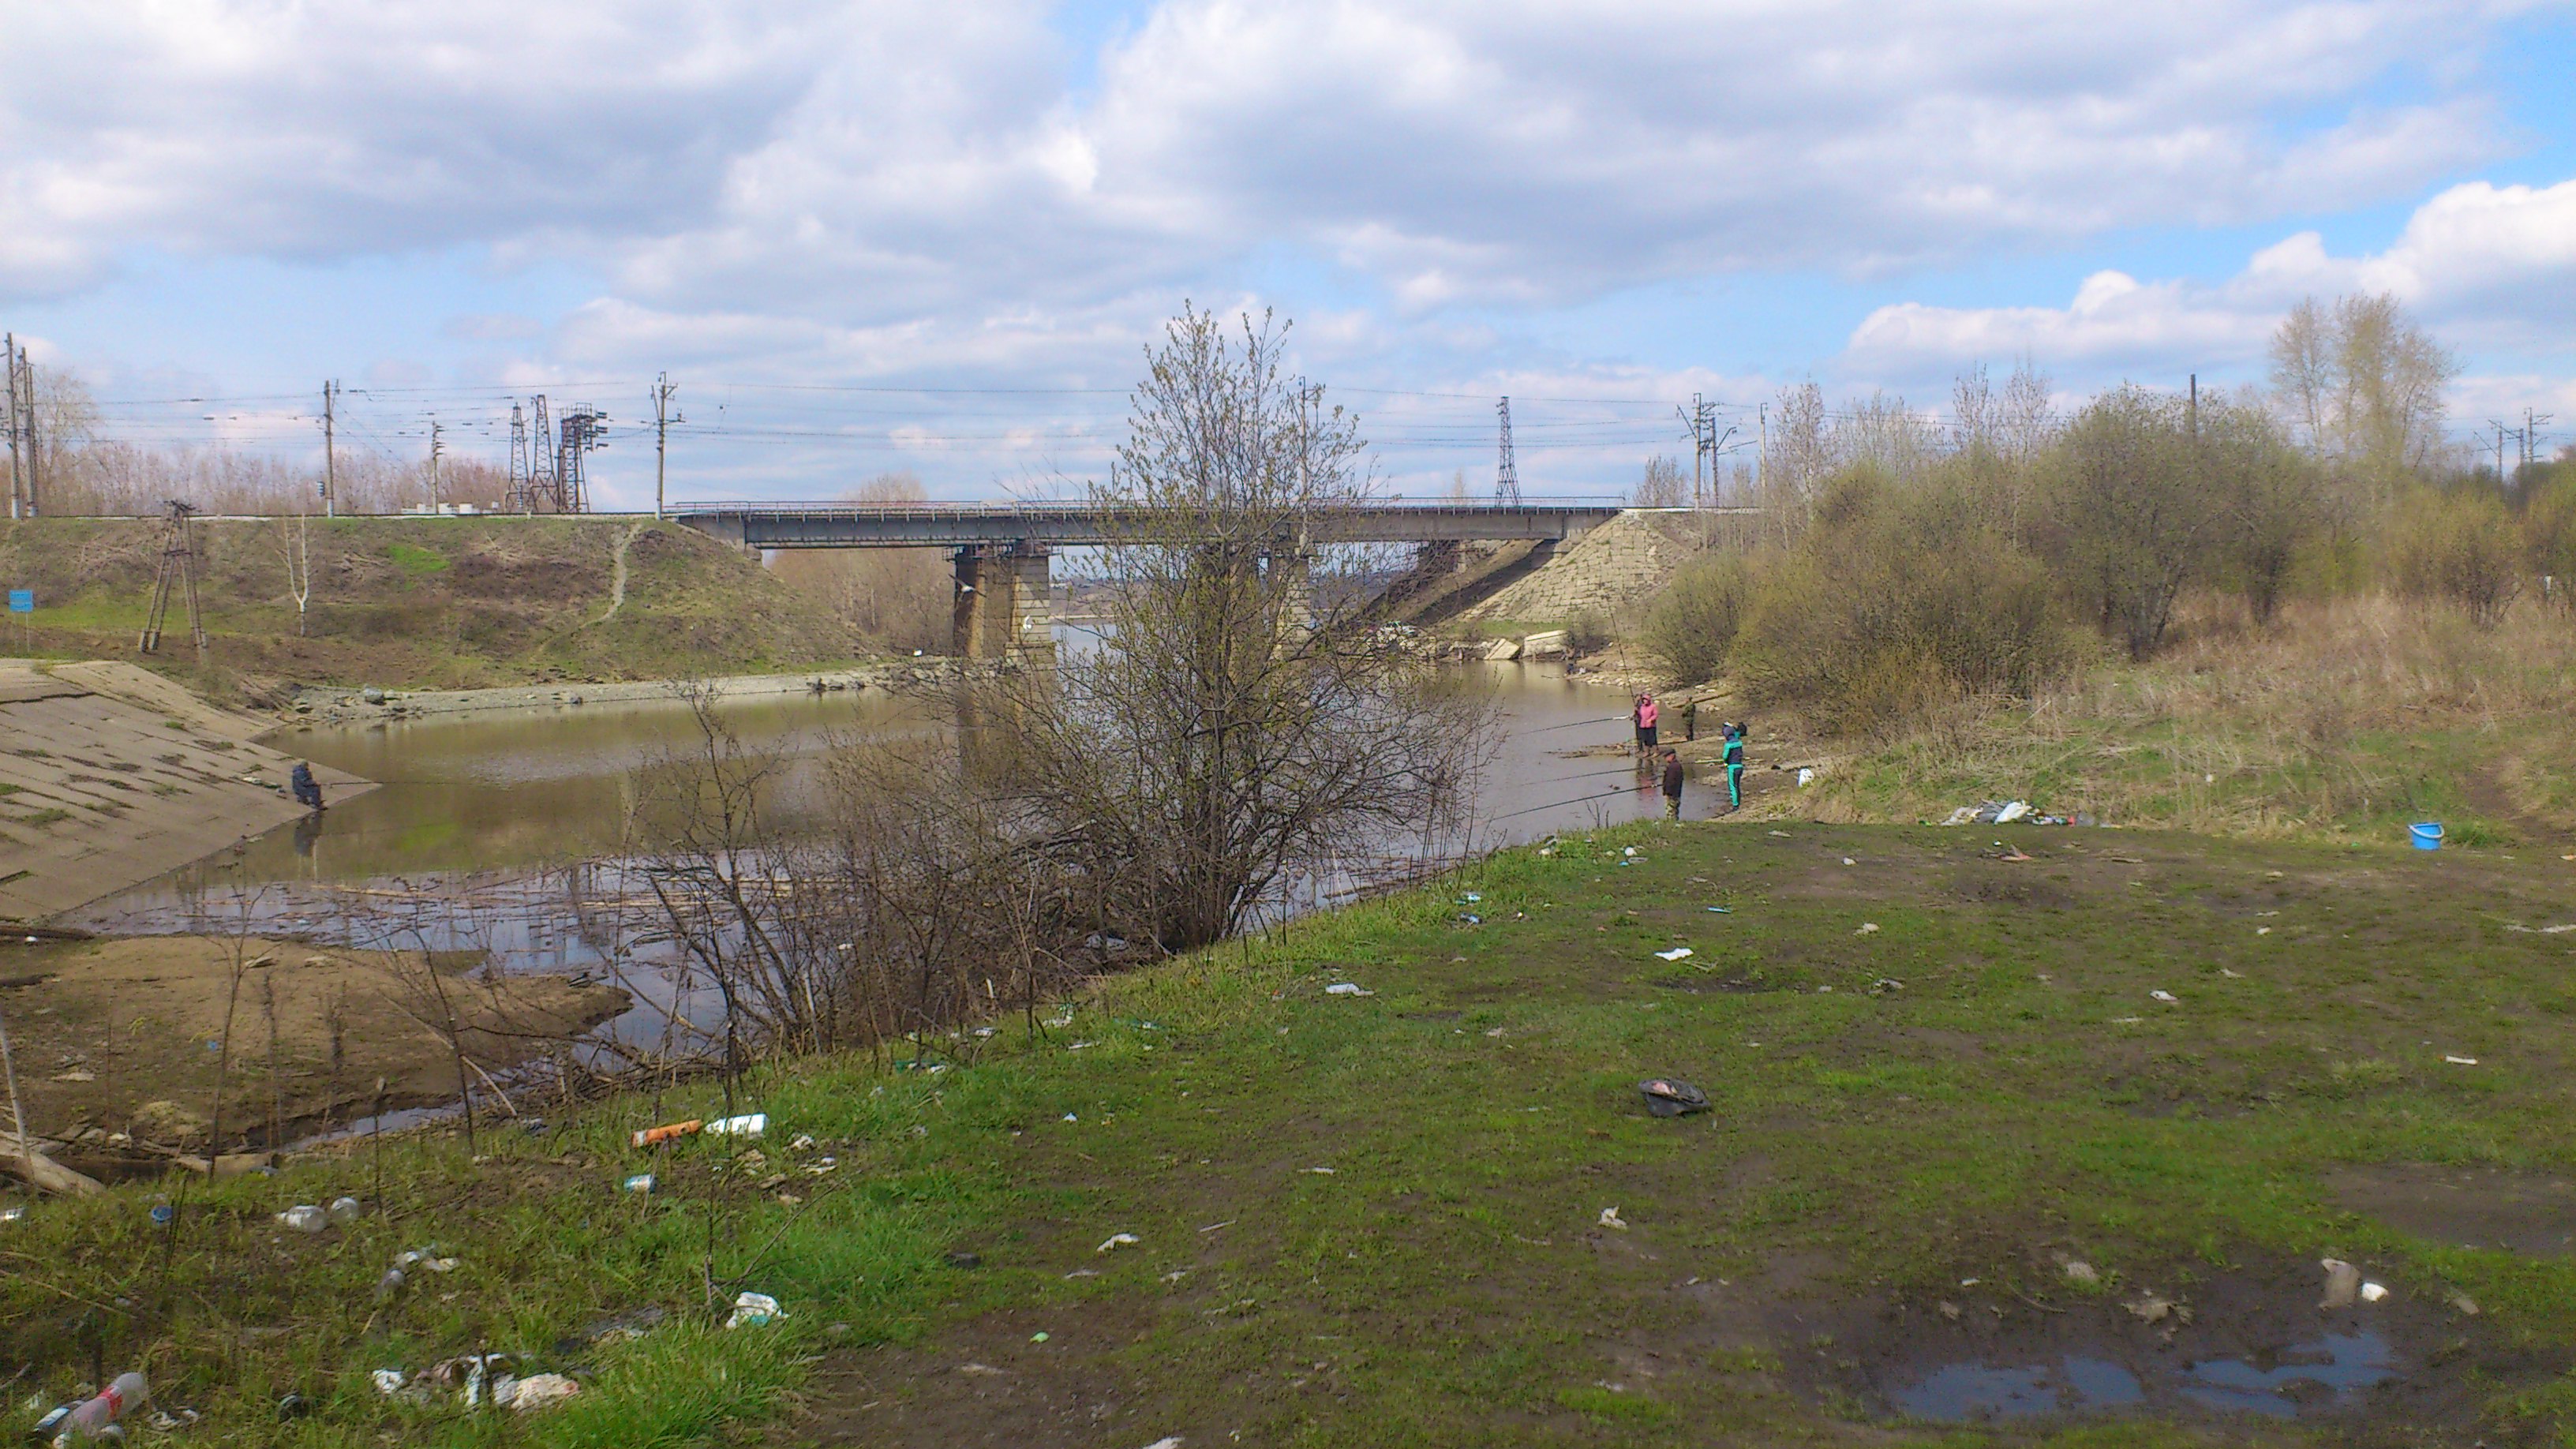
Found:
<box><xmin>0</xmin><ymin>516</ymin><xmax>871</xmax><ymax>691</ymax></box>
<box><xmin>382</xmin><ymin>541</ymin><xmax>452</xmax><ymax>577</ymax></box>
<box><xmin>8</xmin><ymin>822</ymin><xmax>2576</xmax><ymax>1446</ymax></box>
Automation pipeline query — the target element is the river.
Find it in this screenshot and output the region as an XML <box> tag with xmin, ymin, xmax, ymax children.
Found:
<box><xmin>62</xmin><ymin>660</ymin><xmax>1687</xmax><ymax>1049</ymax></box>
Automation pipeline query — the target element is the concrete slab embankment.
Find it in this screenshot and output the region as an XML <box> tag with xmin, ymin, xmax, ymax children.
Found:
<box><xmin>0</xmin><ymin>661</ymin><xmax>376</xmax><ymax>920</ymax></box>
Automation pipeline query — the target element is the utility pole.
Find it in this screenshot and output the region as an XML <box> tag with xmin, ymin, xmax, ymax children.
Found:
<box><xmin>6</xmin><ymin>335</ymin><xmax>32</xmax><ymax>519</ymax></box>
<box><xmin>2489</xmin><ymin>421</ymin><xmax>2513</xmax><ymax>483</ymax></box>
<box><xmin>2525</xmin><ymin>408</ymin><xmax>2554</xmax><ymax>473</ymax></box>
<box><xmin>1494</xmin><ymin>396</ymin><xmax>1520</xmax><ymax>505</ymax></box>
<box><xmin>651</xmin><ymin>373</ymin><xmax>681</xmax><ymax>520</ymax></box>
<box><xmin>320</xmin><ymin>380</ymin><xmax>338</xmax><ymax>519</ymax></box>
<box><xmin>4</xmin><ymin>333</ymin><xmax>18</xmax><ymax>521</ymax></box>
<box><xmin>427</xmin><ymin>419</ymin><xmax>443</xmax><ymax>512</ymax></box>
<box><xmin>2188</xmin><ymin>374</ymin><xmax>2198</xmax><ymax>437</ymax></box>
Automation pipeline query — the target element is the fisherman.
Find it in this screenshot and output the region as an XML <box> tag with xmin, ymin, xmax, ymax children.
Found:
<box><xmin>1633</xmin><ymin>693</ymin><xmax>1659</xmax><ymax>759</ymax></box>
<box><xmin>290</xmin><ymin>760</ymin><xmax>324</xmax><ymax>812</ymax></box>
<box><xmin>1721</xmin><ymin>724</ymin><xmax>1746</xmax><ymax>814</ymax></box>
<box><xmin>1660</xmin><ymin>748</ymin><xmax>1686</xmax><ymax>822</ymax></box>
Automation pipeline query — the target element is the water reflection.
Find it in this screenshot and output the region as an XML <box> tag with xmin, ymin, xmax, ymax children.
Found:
<box><xmin>66</xmin><ymin>661</ymin><xmax>1668</xmax><ymax>1048</ymax></box>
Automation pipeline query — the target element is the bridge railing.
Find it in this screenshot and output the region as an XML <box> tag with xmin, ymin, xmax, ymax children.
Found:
<box><xmin>669</xmin><ymin>498</ymin><xmax>1631</xmax><ymax>515</ymax></box>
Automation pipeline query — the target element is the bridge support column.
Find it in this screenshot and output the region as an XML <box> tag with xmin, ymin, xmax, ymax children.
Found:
<box><xmin>1267</xmin><ymin>548</ymin><xmax>1316</xmax><ymax>644</ymax></box>
<box><xmin>953</xmin><ymin>543</ymin><xmax>1054</xmax><ymax>662</ymax></box>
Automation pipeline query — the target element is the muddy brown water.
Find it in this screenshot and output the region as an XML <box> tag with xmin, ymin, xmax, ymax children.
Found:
<box><xmin>58</xmin><ymin>661</ymin><xmax>1683</xmax><ymax>1058</ymax></box>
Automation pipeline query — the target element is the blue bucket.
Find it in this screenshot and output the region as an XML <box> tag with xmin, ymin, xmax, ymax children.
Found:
<box><xmin>2409</xmin><ymin>821</ymin><xmax>2444</xmax><ymax>851</ymax></box>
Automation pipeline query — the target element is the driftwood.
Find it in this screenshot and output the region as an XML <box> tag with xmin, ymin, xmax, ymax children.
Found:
<box><xmin>3</xmin><ymin>1138</ymin><xmax>105</xmax><ymax>1196</ymax></box>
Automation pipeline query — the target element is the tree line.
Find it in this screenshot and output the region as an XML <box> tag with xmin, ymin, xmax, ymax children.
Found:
<box><xmin>1642</xmin><ymin>293</ymin><xmax>2576</xmax><ymax>734</ymax></box>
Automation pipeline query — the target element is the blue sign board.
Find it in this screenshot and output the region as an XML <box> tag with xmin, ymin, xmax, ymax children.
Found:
<box><xmin>6</xmin><ymin>590</ymin><xmax>30</xmax><ymax>614</ymax></box>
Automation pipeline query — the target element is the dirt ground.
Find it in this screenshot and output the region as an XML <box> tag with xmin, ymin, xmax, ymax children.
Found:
<box><xmin>0</xmin><ymin>931</ymin><xmax>626</xmax><ymax>1170</ymax></box>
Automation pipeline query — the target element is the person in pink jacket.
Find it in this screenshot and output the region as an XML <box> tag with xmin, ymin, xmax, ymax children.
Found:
<box><xmin>1632</xmin><ymin>693</ymin><xmax>1659</xmax><ymax>758</ymax></box>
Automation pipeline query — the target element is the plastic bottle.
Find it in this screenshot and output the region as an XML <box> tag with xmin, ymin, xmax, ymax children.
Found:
<box><xmin>373</xmin><ymin>1267</ymin><xmax>405</xmax><ymax>1301</ymax></box>
<box><xmin>328</xmin><ymin>1196</ymin><xmax>363</xmax><ymax>1226</ymax></box>
<box><xmin>275</xmin><ymin>1204</ymin><xmax>328</xmax><ymax>1234</ymax></box>
<box><xmin>57</xmin><ymin>1372</ymin><xmax>148</xmax><ymax>1440</ymax></box>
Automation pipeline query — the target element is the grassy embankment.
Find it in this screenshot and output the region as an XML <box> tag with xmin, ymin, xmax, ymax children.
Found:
<box><xmin>1779</xmin><ymin>597</ymin><xmax>2576</xmax><ymax>850</ymax></box>
<box><xmin>9</xmin><ymin>821</ymin><xmax>2576</xmax><ymax>1444</ymax></box>
<box><xmin>0</xmin><ymin>516</ymin><xmax>862</xmax><ymax>693</ymax></box>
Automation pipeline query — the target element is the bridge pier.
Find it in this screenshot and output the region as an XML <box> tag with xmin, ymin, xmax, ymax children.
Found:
<box><xmin>952</xmin><ymin>543</ymin><xmax>1054</xmax><ymax>662</ymax></box>
<box><xmin>1267</xmin><ymin>548</ymin><xmax>1316</xmax><ymax>639</ymax></box>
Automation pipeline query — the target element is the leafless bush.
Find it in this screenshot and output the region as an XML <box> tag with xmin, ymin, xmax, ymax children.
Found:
<box><xmin>629</xmin><ymin>687</ymin><xmax>1088</xmax><ymax>1062</ymax></box>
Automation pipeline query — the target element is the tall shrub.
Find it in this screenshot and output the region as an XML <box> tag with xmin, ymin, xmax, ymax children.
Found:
<box><xmin>1640</xmin><ymin>552</ymin><xmax>1752</xmax><ymax>683</ymax></box>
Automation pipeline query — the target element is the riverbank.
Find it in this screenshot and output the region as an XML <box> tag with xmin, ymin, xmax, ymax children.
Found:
<box><xmin>0</xmin><ymin>515</ymin><xmax>870</xmax><ymax>696</ymax></box>
<box><xmin>0</xmin><ymin>931</ymin><xmax>629</xmax><ymax>1178</ymax></box>
<box><xmin>275</xmin><ymin>658</ymin><xmax>968</xmax><ymax>726</ymax></box>
<box><xmin>9</xmin><ymin>818</ymin><xmax>2574</xmax><ymax>1443</ymax></box>
<box><xmin>0</xmin><ymin>661</ymin><xmax>374</xmax><ymax>920</ymax></box>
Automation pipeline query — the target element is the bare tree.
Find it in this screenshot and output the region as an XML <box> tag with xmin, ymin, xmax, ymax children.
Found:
<box><xmin>1631</xmin><ymin>455</ymin><xmax>1689</xmax><ymax>507</ymax></box>
<box><xmin>1766</xmin><ymin>381</ymin><xmax>1829</xmax><ymax>534</ymax></box>
<box><xmin>768</xmin><ymin>473</ymin><xmax>950</xmax><ymax>653</ymax></box>
<box><xmin>2268</xmin><ymin>293</ymin><xmax>2460</xmax><ymax>496</ymax></box>
<box><xmin>279</xmin><ymin>509</ymin><xmax>314</xmax><ymax>635</ymax></box>
<box><xmin>981</xmin><ymin>306</ymin><xmax>1493</xmax><ymax>951</ymax></box>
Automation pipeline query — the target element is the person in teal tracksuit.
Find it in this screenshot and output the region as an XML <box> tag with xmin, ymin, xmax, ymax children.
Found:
<box><xmin>1722</xmin><ymin>723</ymin><xmax>1746</xmax><ymax>814</ymax></box>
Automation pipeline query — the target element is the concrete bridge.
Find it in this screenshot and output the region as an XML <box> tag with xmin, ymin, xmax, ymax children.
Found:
<box><xmin>670</xmin><ymin>500</ymin><xmax>1623</xmax><ymax>660</ymax></box>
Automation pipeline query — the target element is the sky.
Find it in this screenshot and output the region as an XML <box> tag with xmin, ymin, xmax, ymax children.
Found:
<box><xmin>3</xmin><ymin>0</ymin><xmax>2573</xmax><ymax>507</ymax></box>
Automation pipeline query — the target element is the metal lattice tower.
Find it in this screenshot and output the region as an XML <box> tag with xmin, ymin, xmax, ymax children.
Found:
<box><xmin>506</xmin><ymin>402</ymin><xmax>532</xmax><ymax>512</ymax></box>
<box><xmin>554</xmin><ymin>406</ymin><xmax>608</xmax><ymax>514</ymax></box>
<box><xmin>1495</xmin><ymin>395</ymin><xmax>1521</xmax><ymax>505</ymax></box>
<box><xmin>138</xmin><ymin>500</ymin><xmax>206</xmax><ymax>654</ymax></box>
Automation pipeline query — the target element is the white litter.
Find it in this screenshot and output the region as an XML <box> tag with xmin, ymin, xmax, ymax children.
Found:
<box><xmin>1855</xmin><ymin>922</ymin><xmax>1879</xmax><ymax>936</ymax></box>
<box><xmin>1653</xmin><ymin>947</ymin><xmax>1694</xmax><ymax>961</ymax></box>
<box><xmin>2444</xmin><ymin>1055</ymin><xmax>2479</xmax><ymax>1065</ymax></box>
<box><xmin>1324</xmin><ymin>983</ymin><xmax>1373</xmax><ymax>996</ymax></box>
<box><xmin>1097</xmin><ymin>1232</ymin><xmax>1140</xmax><ymax>1253</ymax></box>
<box><xmin>2360</xmin><ymin>1282</ymin><xmax>2389</xmax><ymax>1302</ymax></box>
<box><xmin>1993</xmin><ymin>800</ymin><xmax>2030</xmax><ymax>824</ymax></box>
<box><xmin>1139</xmin><ymin>1438</ymin><xmax>1185</xmax><ymax>1449</ymax></box>
<box><xmin>725</xmin><ymin>1291</ymin><xmax>785</xmax><ymax>1328</ymax></box>
<box><xmin>2219</xmin><ymin>968</ymin><xmax>2243</xmax><ymax>979</ymax></box>
<box><xmin>1840</xmin><ymin>856</ymin><xmax>1855</xmax><ymax>867</ymax></box>
<box><xmin>1798</xmin><ymin>768</ymin><xmax>1815</xmax><ymax>786</ymax></box>
<box><xmin>706</xmin><ymin>1113</ymin><xmax>766</xmax><ymax>1138</ymax></box>
<box><xmin>504</xmin><ymin>1374</ymin><xmax>580</xmax><ymax>1412</ymax></box>
<box><xmin>1598</xmin><ymin>1208</ymin><xmax>1627</xmax><ymax>1230</ymax></box>
<box><xmin>2150</xmin><ymin>990</ymin><xmax>2179</xmax><ymax>1004</ymax></box>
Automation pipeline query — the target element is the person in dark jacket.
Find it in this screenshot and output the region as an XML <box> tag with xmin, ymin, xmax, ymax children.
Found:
<box><xmin>1660</xmin><ymin>749</ymin><xmax>1686</xmax><ymax>821</ymax></box>
<box><xmin>290</xmin><ymin>761</ymin><xmax>324</xmax><ymax>811</ymax></box>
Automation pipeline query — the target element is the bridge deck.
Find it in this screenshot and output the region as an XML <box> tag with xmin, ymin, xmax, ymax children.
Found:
<box><xmin>670</xmin><ymin>499</ymin><xmax>1631</xmax><ymax>549</ymax></box>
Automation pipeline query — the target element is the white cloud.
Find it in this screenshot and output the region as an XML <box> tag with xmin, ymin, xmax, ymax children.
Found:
<box><xmin>0</xmin><ymin>0</ymin><xmax>2535</xmax><ymax>319</ymax></box>
<box><xmin>1843</xmin><ymin>174</ymin><xmax>2576</xmax><ymax>384</ymax></box>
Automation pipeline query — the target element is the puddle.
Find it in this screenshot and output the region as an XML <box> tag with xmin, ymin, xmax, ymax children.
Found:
<box><xmin>2181</xmin><ymin>1331</ymin><xmax>2396</xmax><ymax>1417</ymax></box>
<box><xmin>1889</xmin><ymin>1335</ymin><xmax>2393</xmax><ymax>1424</ymax></box>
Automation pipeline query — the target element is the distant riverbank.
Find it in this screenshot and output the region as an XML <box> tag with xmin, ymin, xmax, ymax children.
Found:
<box><xmin>274</xmin><ymin>659</ymin><xmax>970</xmax><ymax>727</ymax></box>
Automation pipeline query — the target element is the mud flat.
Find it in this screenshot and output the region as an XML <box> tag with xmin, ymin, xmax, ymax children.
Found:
<box><xmin>279</xmin><ymin>659</ymin><xmax>964</xmax><ymax>726</ymax></box>
<box><xmin>0</xmin><ymin>661</ymin><xmax>373</xmax><ymax>920</ymax></box>
<box><xmin>0</xmin><ymin>931</ymin><xmax>627</xmax><ymax>1175</ymax></box>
